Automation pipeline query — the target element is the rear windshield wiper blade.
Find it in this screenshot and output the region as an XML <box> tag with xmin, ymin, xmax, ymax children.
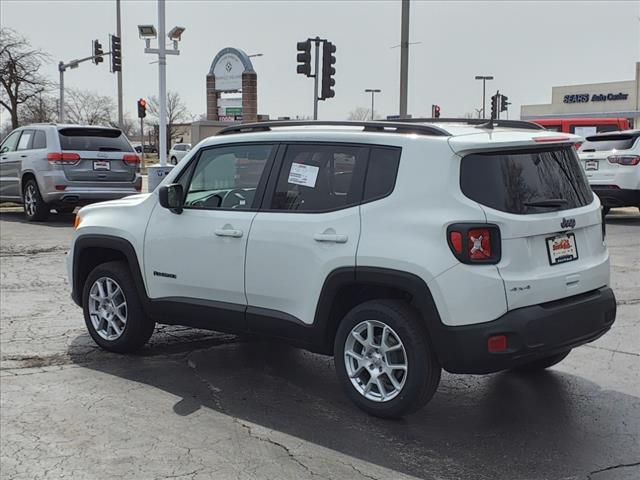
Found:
<box><xmin>524</xmin><ymin>198</ymin><xmax>568</xmax><ymax>208</ymax></box>
<box><xmin>98</xmin><ymin>147</ymin><xmax>122</xmax><ymax>152</ymax></box>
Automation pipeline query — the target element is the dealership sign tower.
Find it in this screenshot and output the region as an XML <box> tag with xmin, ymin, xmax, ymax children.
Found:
<box><xmin>206</xmin><ymin>47</ymin><xmax>257</xmax><ymax>123</ymax></box>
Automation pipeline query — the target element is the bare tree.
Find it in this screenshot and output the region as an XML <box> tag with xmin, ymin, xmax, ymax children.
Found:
<box><xmin>347</xmin><ymin>107</ymin><xmax>371</xmax><ymax>121</ymax></box>
<box><xmin>147</xmin><ymin>90</ymin><xmax>191</xmax><ymax>148</ymax></box>
<box><xmin>109</xmin><ymin>114</ymin><xmax>137</xmax><ymax>139</ymax></box>
<box><xmin>19</xmin><ymin>94</ymin><xmax>57</xmax><ymax>124</ymax></box>
<box><xmin>64</xmin><ymin>88</ymin><xmax>115</xmax><ymax>126</ymax></box>
<box><xmin>0</xmin><ymin>28</ymin><xmax>51</xmax><ymax>128</ymax></box>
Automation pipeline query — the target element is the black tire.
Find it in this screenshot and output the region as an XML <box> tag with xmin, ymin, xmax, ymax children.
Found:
<box><xmin>171</xmin><ymin>156</ymin><xmax>178</xmax><ymax>165</ymax></box>
<box><xmin>334</xmin><ymin>300</ymin><xmax>441</xmax><ymax>419</ymax></box>
<box><xmin>22</xmin><ymin>179</ymin><xmax>49</xmax><ymax>222</ymax></box>
<box><xmin>511</xmin><ymin>350</ymin><xmax>571</xmax><ymax>373</ymax></box>
<box><xmin>82</xmin><ymin>261</ymin><xmax>155</xmax><ymax>353</ymax></box>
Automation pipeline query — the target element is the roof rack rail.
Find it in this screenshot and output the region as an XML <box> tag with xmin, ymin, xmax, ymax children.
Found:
<box><xmin>216</xmin><ymin>120</ymin><xmax>450</xmax><ymax>137</ymax></box>
<box><xmin>394</xmin><ymin>117</ymin><xmax>544</xmax><ymax>131</ymax></box>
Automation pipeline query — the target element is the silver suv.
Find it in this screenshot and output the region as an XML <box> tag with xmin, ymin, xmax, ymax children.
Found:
<box><xmin>0</xmin><ymin>124</ymin><xmax>142</xmax><ymax>221</ymax></box>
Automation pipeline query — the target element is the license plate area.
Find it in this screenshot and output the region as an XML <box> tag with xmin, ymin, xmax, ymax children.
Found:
<box><xmin>585</xmin><ymin>160</ymin><xmax>598</xmax><ymax>171</ymax></box>
<box><xmin>546</xmin><ymin>233</ymin><xmax>579</xmax><ymax>266</ymax></box>
<box><xmin>93</xmin><ymin>160</ymin><xmax>111</xmax><ymax>171</ymax></box>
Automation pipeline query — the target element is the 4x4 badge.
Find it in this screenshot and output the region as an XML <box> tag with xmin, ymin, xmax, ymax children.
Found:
<box><xmin>561</xmin><ymin>217</ymin><xmax>576</xmax><ymax>229</ymax></box>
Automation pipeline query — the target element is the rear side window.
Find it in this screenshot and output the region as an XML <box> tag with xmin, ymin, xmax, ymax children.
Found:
<box><xmin>58</xmin><ymin>128</ymin><xmax>133</xmax><ymax>152</ymax></box>
<box><xmin>363</xmin><ymin>147</ymin><xmax>401</xmax><ymax>202</ymax></box>
<box><xmin>270</xmin><ymin>144</ymin><xmax>367</xmax><ymax>212</ymax></box>
<box><xmin>460</xmin><ymin>147</ymin><xmax>593</xmax><ymax>214</ymax></box>
<box><xmin>16</xmin><ymin>130</ymin><xmax>34</xmax><ymax>150</ymax></box>
<box><xmin>32</xmin><ymin>130</ymin><xmax>47</xmax><ymax>149</ymax></box>
<box><xmin>581</xmin><ymin>134</ymin><xmax>639</xmax><ymax>152</ymax></box>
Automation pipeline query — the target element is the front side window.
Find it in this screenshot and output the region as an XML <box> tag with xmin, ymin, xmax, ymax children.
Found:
<box><xmin>0</xmin><ymin>131</ymin><xmax>22</xmax><ymax>154</ymax></box>
<box><xmin>183</xmin><ymin>144</ymin><xmax>272</xmax><ymax>210</ymax></box>
<box><xmin>271</xmin><ymin>144</ymin><xmax>367</xmax><ymax>211</ymax></box>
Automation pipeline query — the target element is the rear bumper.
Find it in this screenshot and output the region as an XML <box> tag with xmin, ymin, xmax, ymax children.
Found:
<box><xmin>437</xmin><ymin>287</ymin><xmax>616</xmax><ymax>374</ymax></box>
<box><xmin>592</xmin><ymin>187</ymin><xmax>640</xmax><ymax>208</ymax></box>
<box><xmin>40</xmin><ymin>174</ymin><xmax>143</xmax><ymax>205</ymax></box>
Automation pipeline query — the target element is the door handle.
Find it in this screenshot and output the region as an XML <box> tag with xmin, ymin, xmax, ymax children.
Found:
<box><xmin>314</xmin><ymin>233</ymin><xmax>348</xmax><ymax>243</ymax></box>
<box><xmin>214</xmin><ymin>227</ymin><xmax>243</xmax><ymax>238</ymax></box>
<box><xmin>20</xmin><ymin>154</ymin><xmax>27</xmax><ymax>158</ymax></box>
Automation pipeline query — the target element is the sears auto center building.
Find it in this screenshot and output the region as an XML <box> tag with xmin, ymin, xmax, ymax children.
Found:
<box><xmin>521</xmin><ymin>62</ymin><xmax>639</xmax><ymax>128</ymax></box>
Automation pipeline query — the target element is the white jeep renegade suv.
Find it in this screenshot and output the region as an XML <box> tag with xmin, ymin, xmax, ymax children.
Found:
<box><xmin>68</xmin><ymin>119</ymin><xmax>616</xmax><ymax>418</ymax></box>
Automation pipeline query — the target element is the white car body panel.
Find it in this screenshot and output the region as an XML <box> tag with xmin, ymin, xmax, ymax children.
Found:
<box><xmin>579</xmin><ymin>136</ymin><xmax>640</xmax><ymax>190</ymax></box>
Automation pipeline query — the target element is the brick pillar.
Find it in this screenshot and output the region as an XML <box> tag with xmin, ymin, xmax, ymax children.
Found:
<box><xmin>206</xmin><ymin>74</ymin><xmax>218</xmax><ymax>121</ymax></box>
<box><xmin>242</xmin><ymin>72</ymin><xmax>258</xmax><ymax>123</ymax></box>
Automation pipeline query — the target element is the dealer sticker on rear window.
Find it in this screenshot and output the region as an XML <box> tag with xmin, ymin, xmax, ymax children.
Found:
<box><xmin>288</xmin><ymin>162</ymin><xmax>319</xmax><ymax>188</ymax></box>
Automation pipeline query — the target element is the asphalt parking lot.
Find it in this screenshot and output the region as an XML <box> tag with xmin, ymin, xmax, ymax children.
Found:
<box><xmin>0</xmin><ymin>206</ymin><xmax>638</xmax><ymax>480</ymax></box>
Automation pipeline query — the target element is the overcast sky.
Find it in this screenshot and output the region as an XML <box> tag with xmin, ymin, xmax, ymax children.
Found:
<box><xmin>1</xmin><ymin>0</ymin><xmax>639</xmax><ymax>124</ymax></box>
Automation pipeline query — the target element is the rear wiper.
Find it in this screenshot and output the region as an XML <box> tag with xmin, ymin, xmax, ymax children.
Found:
<box><xmin>524</xmin><ymin>198</ymin><xmax>568</xmax><ymax>208</ymax></box>
<box><xmin>581</xmin><ymin>149</ymin><xmax>596</xmax><ymax>152</ymax></box>
<box><xmin>98</xmin><ymin>147</ymin><xmax>122</xmax><ymax>152</ymax></box>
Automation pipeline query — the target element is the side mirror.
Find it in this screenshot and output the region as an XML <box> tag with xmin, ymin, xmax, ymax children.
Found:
<box><xmin>158</xmin><ymin>183</ymin><xmax>184</xmax><ymax>214</ymax></box>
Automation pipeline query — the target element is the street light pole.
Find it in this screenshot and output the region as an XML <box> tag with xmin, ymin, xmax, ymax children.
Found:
<box><xmin>158</xmin><ymin>0</ymin><xmax>167</xmax><ymax>166</ymax></box>
<box><xmin>475</xmin><ymin>75</ymin><xmax>494</xmax><ymax>118</ymax></box>
<box><xmin>365</xmin><ymin>89</ymin><xmax>381</xmax><ymax>120</ymax></box>
<box><xmin>59</xmin><ymin>63</ymin><xmax>65</xmax><ymax>122</ymax></box>
<box><xmin>399</xmin><ymin>0</ymin><xmax>410</xmax><ymax>118</ymax></box>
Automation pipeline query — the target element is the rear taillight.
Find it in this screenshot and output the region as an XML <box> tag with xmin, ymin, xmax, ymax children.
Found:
<box><xmin>608</xmin><ymin>155</ymin><xmax>640</xmax><ymax>166</ymax></box>
<box><xmin>47</xmin><ymin>152</ymin><xmax>80</xmax><ymax>165</ymax></box>
<box><xmin>447</xmin><ymin>223</ymin><xmax>501</xmax><ymax>264</ymax></box>
<box><xmin>123</xmin><ymin>154</ymin><xmax>141</xmax><ymax>165</ymax></box>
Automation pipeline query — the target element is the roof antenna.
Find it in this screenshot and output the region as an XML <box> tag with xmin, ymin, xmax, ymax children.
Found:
<box><xmin>477</xmin><ymin>90</ymin><xmax>499</xmax><ymax>130</ymax></box>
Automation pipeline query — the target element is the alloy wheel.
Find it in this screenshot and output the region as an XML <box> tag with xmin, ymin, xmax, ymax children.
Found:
<box><xmin>344</xmin><ymin>320</ymin><xmax>408</xmax><ymax>402</ymax></box>
<box><xmin>24</xmin><ymin>184</ymin><xmax>37</xmax><ymax>217</ymax></box>
<box><xmin>88</xmin><ymin>277</ymin><xmax>128</xmax><ymax>341</ymax></box>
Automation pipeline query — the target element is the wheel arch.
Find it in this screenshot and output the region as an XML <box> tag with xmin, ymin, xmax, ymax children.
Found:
<box><xmin>313</xmin><ymin>267</ymin><xmax>446</xmax><ymax>358</ymax></box>
<box><xmin>72</xmin><ymin>235</ymin><xmax>149</xmax><ymax>312</ymax></box>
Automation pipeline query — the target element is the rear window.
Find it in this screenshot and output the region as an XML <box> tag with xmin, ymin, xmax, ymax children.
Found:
<box><xmin>460</xmin><ymin>147</ymin><xmax>593</xmax><ymax>214</ymax></box>
<box><xmin>58</xmin><ymin>128</ymin><xmax>133</xmax><ymax>152</ymax></box>
<box><xmin>580</xmin><ymin>134</ymin><xmax>639</xmax><ymax>152</ymax></box>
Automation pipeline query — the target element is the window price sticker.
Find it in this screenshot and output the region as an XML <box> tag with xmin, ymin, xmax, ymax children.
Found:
<box><xmin>288</xmin><ymin>162</ymin><xmax>319</xmax><ymax>188</ymax></box>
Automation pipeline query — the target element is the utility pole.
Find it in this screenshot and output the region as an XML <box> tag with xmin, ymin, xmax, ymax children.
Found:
<box><xmin>365</xmin><ymin>89</ymin><xmax>381</xmax><ymax>120</ymax></box>
<box><xmin>399</xmin><ymin>0</ymin><xmax>410</xmax><ymax>118</ymax></box>
<box><xmin>475</xmin><ymin>75</ymin><xmax>494</xmax><ymax>118</ymax></box>
<box><xmin>313</xmin><ymin>37</ymin><xmax>320</xmax><ymax>120</ymax></box>
<box><xmin>116</xmin><ymin>0</ymin><xmax>123</xmax><ymax>128</ymax></box>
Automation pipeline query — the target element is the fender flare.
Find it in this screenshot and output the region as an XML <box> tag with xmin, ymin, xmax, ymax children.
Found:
<box><xmin>72</xmin><ymin>234</ymin><xmax>149</xmax><ymax>310</ymax></box>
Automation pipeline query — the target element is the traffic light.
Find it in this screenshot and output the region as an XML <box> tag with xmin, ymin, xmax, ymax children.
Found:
<box><xmin>321</xmin><ymin>41</ymin><xmax>336</xmax><ymax>100</ymax></box>
<box><xmin>500</xmin><ymin>94</ymin><xmax>510</xmax><ymax>112</ymax></box>
<box><xmin>296</xmin><ymin>40</ymin><xmax>311</xmax><ymax>76</ymax></box>
<box><xmin>490</xmin><ymin>91</ymin><xmax>499</xmax><ymax>119</ymax></box>
<box><xmin>92</xmin><ymin>40</ymin><xmax>104</xmax><ymax>64</ymax></box>
<box><xmin>110</xmin><ymin>35</ymin><xmax>121</xmax><ymax>72</ymax></box>
<box><xmin>137</xmin><ymin>98</ymin><xmax>146</xmax><ymax>119</ymax></box>
<box><xmin>432</xmin><ymin>104</ymin><xmax>441</xmax><ymax>118</ymax></box>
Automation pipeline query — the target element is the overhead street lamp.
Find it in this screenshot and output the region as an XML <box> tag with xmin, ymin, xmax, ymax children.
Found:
<box><xmin>138</xmin><ymin>0</ymin><xmax>185</xmax><ymax>191</ymax></box>
<box><xmin>475</xmin><ymin>75</ymin><xmax>494</xmax><ymax>118</ymax></box>
<box><xmin>365</xmin><ymin>89</ymin><xmax>382</xmax><ymax>120</ymax></box>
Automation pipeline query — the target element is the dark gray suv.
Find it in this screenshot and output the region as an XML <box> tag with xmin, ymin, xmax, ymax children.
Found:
<box><xmin>0</xmin><ymin>124</ymin><xmax>142</xmax><ymax>221</ymax></box>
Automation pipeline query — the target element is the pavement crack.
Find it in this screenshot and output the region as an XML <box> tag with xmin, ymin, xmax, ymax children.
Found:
<box><xmin>587</xmin><ymin>461</ymin><xmax>640</xmax><ymax>479</ymax></box>
<box><xmin>583</xmin><ymin>344</ymin><xmax>640</xmax><ymax>357</ymax></box>
<box><xmin>237</xmin><ymin>421</ymin><xmax>330</xmax><ymax>479</ymax></box>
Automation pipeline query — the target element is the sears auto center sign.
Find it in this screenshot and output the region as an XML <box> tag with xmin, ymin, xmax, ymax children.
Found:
<box><xmin>564</xmin><ymin>92</ymin><xmax>629</xmax><ymax>103</ymax></box>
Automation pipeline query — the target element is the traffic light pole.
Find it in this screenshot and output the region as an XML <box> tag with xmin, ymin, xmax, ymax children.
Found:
<box><xmin>140</xmin><ymin>117</ymin><xmax>144</xmax><ymax>165</ymax></box>
<box><xmin>116</xmin><ymin>0</ymin><xmax>123</xmax><ymax>129</ymax></box>
<box><xmin>313</xmin><ymin>38</ymin><xmax>320</xmax><ymax>120</ymax></box>
<box><xmin>57</xmin><ymin>52</ymin><xmax>110</xmax><ymax>122</ymax></box>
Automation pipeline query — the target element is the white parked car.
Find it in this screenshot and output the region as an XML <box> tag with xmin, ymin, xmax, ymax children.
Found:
<box><xmin>578</xmin><ymin>130</ymin><xmax>640</xmax><ymax>214</ymax></box>
<box><xmin>169</xmin><ymin>143</ymin><xmax>191</xmax><ymax>165</ymax></box>
<box><xmin>68</xmin><ymin>119</ymin><xmax>616</xmax><ymax>418</ymax></box>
